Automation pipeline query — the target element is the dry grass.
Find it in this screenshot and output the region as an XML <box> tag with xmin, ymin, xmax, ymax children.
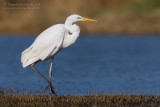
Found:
<box><xmin>0</xmin><ymin>89</ymin><xmax>160</xmax><ymax>106</ymax></box>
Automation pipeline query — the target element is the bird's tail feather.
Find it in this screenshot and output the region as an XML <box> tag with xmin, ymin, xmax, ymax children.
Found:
<box><xmin>21</xmin><ymin>46</ymin><xmax>33</xmax><ymax>68</ymax></box>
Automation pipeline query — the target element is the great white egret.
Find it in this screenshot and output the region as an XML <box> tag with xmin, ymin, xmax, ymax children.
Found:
<box><xmin>21</xmin><ymin>14</ymin><xmax>98</xmax><ymax>95</ymax></box>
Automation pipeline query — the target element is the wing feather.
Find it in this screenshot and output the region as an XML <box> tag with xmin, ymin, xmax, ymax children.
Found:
<box><xmin>21</xmin><ymin>24</ymin><xmax>65</xmax><ymax>68</ymax></box>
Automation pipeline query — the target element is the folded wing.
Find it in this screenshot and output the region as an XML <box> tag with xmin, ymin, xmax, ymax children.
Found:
<box><xmin>21</xmin><ymin>24</ymin><xmax>65</xmax><ymax>68</ymax></box>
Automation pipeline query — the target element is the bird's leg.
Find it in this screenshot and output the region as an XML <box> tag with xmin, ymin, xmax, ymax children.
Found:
<box><xmin>31</xmin><ymin>63</ymin><xmax>49</xmax><ymax>83</ymax></box>
<box><xmin>44</xmin><ymin>57</ymin><xmax>56</xmax><ymax>95</ymax></box>
<box><xmin>48</xmin><ymin>57</ymin><xmax>55</xmax><ymax>95</ymax></box>
<box><xmin>31</xmin><ymin>63</ymin><xmax>56</xmax><ymax>95</ymax></box>
<box><xmin>49</xmin><ymin>58</ymin><xmax>53</xmax><ymax>84</ymax></box>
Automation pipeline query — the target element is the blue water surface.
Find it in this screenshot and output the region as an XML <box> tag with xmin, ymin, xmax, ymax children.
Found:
<box><xmin>1</xmin><ymin>35</ymin><xmax>160</xmax><ymax>95</ymax></box>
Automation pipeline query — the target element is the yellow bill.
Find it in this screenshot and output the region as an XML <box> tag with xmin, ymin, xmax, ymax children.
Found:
<box><xmin>82</xmin><ymin>17</ymin><xmax>98</xmax><ymax>22</ymax></box>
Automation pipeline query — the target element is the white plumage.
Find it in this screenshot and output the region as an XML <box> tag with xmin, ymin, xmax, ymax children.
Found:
<box><xmin>21</xmin><ymin>14</ymin><xmax>97</xmax><ymax>68</ymax></box>
<box><xmin>21</xmin><ymin>14</ymin><xmax>97</xmax><ymax>95</ymax></box>
<box><xmin>21</xmin><ymin>24</ymin><xmax>66</xmax><ymax>67</ymax></box>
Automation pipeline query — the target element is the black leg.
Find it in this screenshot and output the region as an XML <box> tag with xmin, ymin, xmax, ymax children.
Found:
<box><xmin>48</xmin><ymin>57</ymin><xmax>57</xmax><ymax>95</ymax></box>
<box><xmin>49</xmin><ymin>58</ymin><xmax>53</xmax><ymax>95</ymax></box>
<box><xmin>31</xmin><ymin>63</ymin><xmax>56</xmax><ymax>95</ymax></box>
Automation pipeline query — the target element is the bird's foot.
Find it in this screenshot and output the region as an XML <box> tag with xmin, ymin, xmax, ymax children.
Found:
<box><xmin>45</xmin><ymin>82</ymin><xmax>57</xmax><ymax>96</ymax></box>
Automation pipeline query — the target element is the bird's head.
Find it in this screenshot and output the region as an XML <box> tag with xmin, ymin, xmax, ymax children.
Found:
<box><xmin>65</xmin><ymin>14</ymin><xmax>98</xmax><ymax>25</ymax></box>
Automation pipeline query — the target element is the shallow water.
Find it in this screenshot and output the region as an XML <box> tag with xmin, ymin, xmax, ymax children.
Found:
<box><xmin>1</xmin><ymin>35</ymin><xmax>160</xmax><ymax>95</ymax></box>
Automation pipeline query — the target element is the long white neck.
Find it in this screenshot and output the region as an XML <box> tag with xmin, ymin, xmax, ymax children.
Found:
<box><xmin>62</xmin><ymin>20</ymin><xmax>80</xmax><ymax>48</ymax></box>
<box><xmin>64</xmin><ymin>19</ymin><xmax>72</xmax><ymax>29</ymax></box>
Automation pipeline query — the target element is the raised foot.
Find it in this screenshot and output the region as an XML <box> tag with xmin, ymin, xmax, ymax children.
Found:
<box><xmin>45</xmin><ymin>82</ymin><xmax>57</xmax><ymax>96</ymax></box>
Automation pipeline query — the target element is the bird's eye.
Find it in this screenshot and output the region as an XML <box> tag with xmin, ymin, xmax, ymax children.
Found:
<box><xmin>77</xmin><ymin>17</ymin><xmax>81</xmax><ymax>19</ymax></box>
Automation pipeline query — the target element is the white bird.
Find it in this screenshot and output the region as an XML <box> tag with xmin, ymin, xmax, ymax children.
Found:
<box><xmin>21</xmin><ymin>14</ymin><xmax>98</xmax><ymax>95</ymax></box>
